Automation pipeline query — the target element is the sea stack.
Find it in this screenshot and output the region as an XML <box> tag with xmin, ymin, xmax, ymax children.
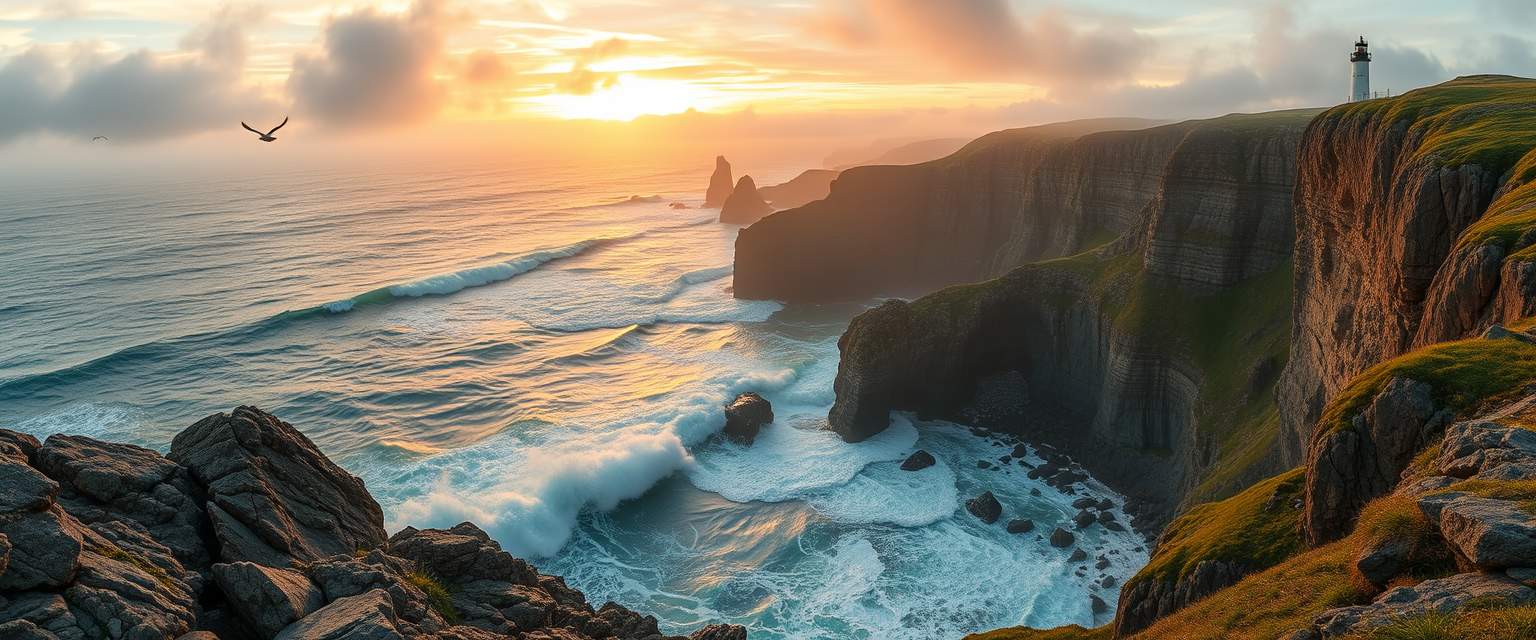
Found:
<box><xmin>722</xmin><ymin>392</ymin><xmax>774</xmax><ymax>444</ymax></box>
<box><xmin>705</xmin><ymin>155</ymin><xmax>733</xmax><ymax>208</ymax></box>
<box><xmin>719</xmin><ymin>175</ymin><xmax>774</xmax><ymax>224</ymax></box>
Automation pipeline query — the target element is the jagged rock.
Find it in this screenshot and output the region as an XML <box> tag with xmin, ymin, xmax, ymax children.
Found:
<box><xmin>1050</xmin><ymin>528</ymin><xmax>1075</xmax><ymax>548</ymax></box>
<box><xmin>1006</xmin><ymin>519</ymin><xmax>1035</xmax><ymax>534</ymax></box>
<box><xmin>1104</xmin><ymin>520</ymin><xmax>1126</xmax><ymax>532</ymax></box>
<box><xmin>306</xmin><ymin>551</ymin><xmax>446</xmax><ymax>634</ymax></box>
<box><xmin>1437</xmin><ymin>418</ymin><xmax>1536</xmax><ymax>478</ymax></box>
<box><xmin>169</xmin><ymin>406</ymin><xmax>387</xmax><ymax>566</ymax></box>
<box><xmin>899</xmin><ymin>450</ymin><xmax>936</xmax><ymax>471</ymax></box>
<box><xmin>388</xmin><ymin>523</ymin><xmax>538</xmax><ymax>587</ymax></box>
<box><xmin>275</xmin><ymin>588</ymin><xmax>404</xmax><ymax>640</ymax></box>
<box><xmin>1114</xmin><ymin>559</ymin><xmax>1250</xmax><ymax>636</ymax></box>
<box><xmin>689</xmin><ymin>623</ymin><xmax>748</xmax><ymax>640</ymax></box>
<box><xmin>63</xmin><ymin>531</ymin><xmax>199</xmax><ymax>639</ymax></box>
<box><xmin>721</xmin><ymin>392</ymin><xmax>773</xmax><ymax>445</ymax></box>
<box><xmin>0</xmin><ymin>593</ymin><xmax>80</xmax><ymax>638</ymax></box>
<box><xmin>215</xmin><ymin>561</ymin><xmax>326</xmax><ymax>638</ymax></box>
<box><xmin>719</xmin><ymin>175</ymin><xmax>773</xmax><ymax>224</ymax></box>
<box><xmin>1437</xmin><ymin>495</ymin><xmax>1536</xmax><ymax>569</ymax></box>
<box><xmin>1309</xmin><ymin>573</ymin><xmax>1536</xmax><ymax>637</ymax></box>
<box><xmin>0</xmin><ymin>429</ymin><xmax>40</xmax><ymax>462</ymax></box>
<box><xmin>1303</xmin><ymin>378</ymin><xmax>1452</xmax><ymax>544</ymax></box>
<box><xmin>1073</xmin><ymin>510</ymin><xmax>1096</xmax><ymax>528</ymax></box>
<box><xmin>1011</xmin><ymin>444</ymin><xmax>1030</xmax><ymax>458</ymax></box>
<box><xmin>965</xmin><ymin>491</ymin><xmax>1002</xmax><ymax>524</ymax></box>
<box><xmin>1480</xmin><ymin>323</ymin><xmax>1536</xmax><ymax>344</ymax></box>
<box><xmin>1068</xmin><ymin>548</ymin><xmax>1087</xmax><ymax>562</ymax></box>
<box><xmin>704</xmin><ymin>156</ymin><xmax>732</xmax><ymax>208</ymax></box>
<box><xmin>35</xmin><ymin>434</ymin><xmax>211</xmax><ymax>569</ymax></box>
<box><xmin>0</xmin><ymin>448</ymin><xmax>82</xmax><ymax>590</ymax></box>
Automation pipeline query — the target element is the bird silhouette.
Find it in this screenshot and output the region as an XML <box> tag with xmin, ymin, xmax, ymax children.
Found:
<box><xmin>91</xmin><ymin>136</ymin><xmax>108</xmax><ymax>142</ymax></box>
<box><xmin>241</xmin><ymin>117</ymin><xmax>288</xmax><ymax>142</ymax></box>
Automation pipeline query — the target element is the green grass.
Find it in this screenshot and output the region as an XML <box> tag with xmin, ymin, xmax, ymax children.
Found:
<box><xmin>1130</xmin><ymin>468</ymin><xmax>1306</xmax><ymax>588</ymax></box>
<box><xmin>1333</xmin><ymin>75</ymin><xmax>1536</xmax><ymax>172</ymax></box>
<box><xmin>406</xmin><ymin>569</ymin><xmax>462</xmax><ymax>625</ymax></box>
<box><xmin>1443</xmin><ymin>478</ymin><xmax>1536</xmax><ymax>514</ymax></box>
<box><xmin>1318</xmin><ymin>331</ymin><xmax>1536</xmax><ymax>437</ymax></box>
<box><xmin>1345</xmin><ymin>604</ymin><xmax>1536</xmax><ymax>640</ymax></box>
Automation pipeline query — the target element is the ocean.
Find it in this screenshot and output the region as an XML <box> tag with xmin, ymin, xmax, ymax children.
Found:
<box><xmin>0</xmin><ymin>157</ymin><xmax>1147</xmax><ymax>639</ymax></box>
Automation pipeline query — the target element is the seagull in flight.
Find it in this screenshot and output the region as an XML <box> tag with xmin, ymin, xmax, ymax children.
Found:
<box><xmin>91</xmin><ymin>136</ymin><xmax>108</xmax><ymax>142</ymax></box>
<box><xmin>241</xmin><ymin>117</ymin><xmax>288</xmax><ymax>142</ymax></box>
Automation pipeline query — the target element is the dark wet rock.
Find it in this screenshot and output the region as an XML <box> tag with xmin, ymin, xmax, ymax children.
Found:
<box><xmin>899</xmin><ymin>450</ymin><xmax>936</xmax><ymax>471</ymax></box>
<box><xmin>1308</xmin><ymin>573</ymin><xmax>1536</xmax><ymax>637</ymax></box>
<box><xmin>1050</xmin><ymin>528</ymin><xmax>1075</xmax><ymax>548</ymax></box>
<box><xmin>719</xmin><ymin>176</ymin><xmax>774</xmax><ymax>224</ymax></box>
<box><xmin>1095</xmin><ymin>557</ymin><xmax>1111</xmax><ymax>570</ymax></box>
<box><xmin>169</xmin><ymin>406</ymin><xmax>388</xmax><ymax>566</ymax></box>
<box><xmin>275</xmin><ymin>588</ymin><xmax>403</xmax><ymax>640</ymax></box>
<box><xmin>1068</xmin><ymin>548</ymin><xmax>1087</xmax><ymax>562</ymax></box>
<box><xmin>1091</xmin><ymin>595</ymin><xmax>1109</xmax><ymax>614</ymax></box>
<box><xmin>966</xmin><ymin>491</ymin><xmax>1002</xmax><ymax>524</ymax></box>
<box><xmin>1072</xmin><ymin>497</ymin><xmax>1098</xmax><ymax>510</ymax></box>
<box><xmin>689</xmin><ymin>624</ymin><xmax>749</xmax><ymax>640</ymax></box>
<box><xmin>1100</xmin><ymin>575</ymin><xmax>1117</xmax><ymax>588</ymax></box>
<box><xmin>1097</xmin><ymin>511</ymin><xmax>1117</xmax><ymax>525</ymax></box>
<box><xmin>1030</xmin><ymin>488</ymin><xmax>1042</xmax><ymax>497</ymax></box>
<box><xmin>704</xmin><ymin>156</ymin><xmax>732</xmax><ymax>208</ymax></box>
<box><xmin>1073</xmin><ymin>510</ymin><xmax>1097</xmax><ymax>529</ymax></box>
<box><xmin>35</xmin><ymin>434</ymin><xmax>211</xmax><ymax>569</ymax></box>
<box><xmin>1011</xmin><ymin>444</ymin><xmax>1030</xmax><ymax>458</ymax></box>
<box><xmin>1097</xmin><ymin>498</ymin><xmax>1115</xmax><ymax>510</ymax></box>
<box><xmin>388</xmin><ymin>522</ymin><xmax>538</xmax><ymax>588</ymax></box>
<box><xmin>977</xmin><ymin>460</ymin><xmax>993</xmax><ymax>470</ymax></box>
<box><xmin>214</xmin><ymin>561</ymin><xmax>326</xmax><ymax>638</ymax></box>
<box><xmin>1437</xmin><ymin>495</ymin><xmax>1536</xmax><ymax>569</ymax></box>
<box><xmin>1006</xmin><ymin>519</ymin><xmax>1035</xmax><ymax>534</ymax></box>
<box><xmin>722</xmin><ymin>392</ymin><xmax>774</xmax><ymax>445</ymax></box>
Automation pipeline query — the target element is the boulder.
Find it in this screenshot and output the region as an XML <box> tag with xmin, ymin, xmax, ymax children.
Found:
<box><xmin>1436</xmin><ymin>419</ymin><xmax>1536</xmax><ymax>478</ymax></box>
<box><xmin>214</xmin><ymin>561</ymin><xmax>326</xmax><ymax>638</ymax></box>
<box><xmin>1101</xmin><ymin>575</ymin><xmax>1117</xmax><ymax>588</ymax></box>
<box><xmin>0</xmin><ymin>449</ymin><xmax>82</xmax><ymax>590</ymax></box>
<box><xmin>388</xmin><ymin>523</ymin><xmax>538</xmax><ymax>587</ymax></box>
<box><xmin>1353</xmin><ymin>535</ymin><xmax>1417</xmax><ymax>588</ymax></box>
<box><xmin>1091</xmin><ymin>595</ymin><xmax>1109</xmax><ymax>614</ymax></box>
<box><xmin>35</xmin><ymin>434</ymin><xmax>211</xmax><ymax>568</ymax></box>
<box><xmin>275</xmin><ymin>588</ymin><xmax>404</xmax><ymax>640</ymax></box>
<box><xmin>1073</xmin><ymin>510</ymin><xmax>1097</xmax><ymax>528</ymax></box>
<box><xmin>1437</xmin><ymin>495</ymin><xmax>1536</xmax><ymax>569</ymax></box>
<box><xmin>719</xmin><ymin>176</ymin><xmax>774</xmax><ymax>224</ymax></box>
<box><xmin>169</xmin><ymin>406</ymin><xmax>387</xmax><ymax>566</ymax></box>
<box><xmin>900</xmin><ymin>450</ymin><xmax>936</xmax><ymax>471</ymax></box>
<box><xmin>1068</xmin><ymin>548</ymin><xmax>1087</xmax><ymax>562</ymax></box>
<box><xmin>689</xmin><ymin>624</ymin><xmax>748</xmax><ymax>640</ymax></box>
<box><xmin>722</xmin><ymin>393</ymin><xmax>773</xmax><ymax>445</ymax></box>
<box><xmin>1006</xmin><ymin>519</ymin><xmax>1035</xmax><ymax>534</ymax></box>
<box><xmin>1309</xmin><ymin>573</ymin><xmax>1536</xmax><ymax>637</ymax></box>
<box><xmin>1050</xmin><ymin>528</ymin><xmax>1075</xmax><ymax>548</ymax></box>
<box><xmin>704</xmin><ymin>156</ymin><xmax>732</xmax><ymax>208</ymax></box>
<box><xmin>65</xmin><ymin>534</ymin><xmax>199</xmax><ymax>639</ymax></box>
<box><xmin>966</xmin><ymin>491</ymin><xmax>1002</xmax><ymax>524</ymax></box>
<box><xmin>306</xmin><ymin>551</ymin><xmax>447</xmax><ymax>634</ymax></box>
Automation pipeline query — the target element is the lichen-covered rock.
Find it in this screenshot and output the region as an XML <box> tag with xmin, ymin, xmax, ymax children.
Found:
<box><xmin>1302</xmin><ymin>378</ymin><xmax>1452</xmax><ymax>544</ymax></box>
<box><xmin>169</xmin><ymin>406</ymin><xmax>387</xmax><ymax>567</ymax></box>
<box><xmin>214</xmin><ymin>561</ymin><xmax>326</xmax><ymax>638</ymax></box>
<box><xmin>64</xmin><ymin>536</ymin><xmax>199</xmax><ymax>639</ymax></box>
<box><xmin>721</xmin><ymin>392</ymin><xmax>773</xmax><ymax>445</ymax></box>
<box><xmin>1437</xmin><ymin>495</ymin><xmax>1536</xmax><ymax>569</ymax></box>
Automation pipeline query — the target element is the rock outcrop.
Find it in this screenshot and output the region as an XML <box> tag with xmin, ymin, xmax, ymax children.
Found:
<box><xmin>0</xmin><ymin>407</ymin><xmax>747</xmax><ymax>640</ymax></box>
<box><xmin>704</xmin><ymin>156</ymin><xmax>732</xmax><ymax>208</ymax></box>
<box><xmin>757</xmin><ymin>169</ymin><xmax>838</xmax><ymax>209</ymax></box>
<box><xmin>718</xmin><ymin>176</ymin><xmax>773</xmax><ymax>224</ymax></box>
<box><xmin>721</xmin><ymin>393</ymin><xmax>773</xmax><ymax>444</ymax></box>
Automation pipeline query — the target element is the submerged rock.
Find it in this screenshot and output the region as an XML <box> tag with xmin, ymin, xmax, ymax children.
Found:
<box><xmin>704</xmin><ymin>156</ymin><xmax>732</xmax><ymax>208</ymax></box>
<box><xmin>1006</xmin><ymin>519</ymin><xmax>1035</xmax><ymax>534</ymax></box>
<box><xmin>900</xmin><ymin>450</ymin><xmax>936</xmax><ymax>471</ymax></box>
<box><xmin>722</xmin><ymin>392</ymin><xmax>774</xmax><ymax>444</ymax></box>
<box><xmin>966</xmin><ymin>491</ymin><xmax>1003</xmax><ymax>524</ymax></box>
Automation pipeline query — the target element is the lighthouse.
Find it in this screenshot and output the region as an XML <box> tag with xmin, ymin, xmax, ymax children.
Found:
<box><xmin>1350</xmin><ymin>36</ymin><xmax>1371</xmax><ymax>102</ymax></box>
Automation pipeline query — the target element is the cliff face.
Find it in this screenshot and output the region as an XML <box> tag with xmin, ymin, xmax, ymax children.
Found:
<box><xmin>733</xmin><ymin>118</ymin><xmax>1169</xmax><ymax>302</ymax></box>
<box><xmin>827</xmin><ymin>111</ymin><xmax>1316</xmax><ymax>527</ymax></box>
<box><xmin>757</xmin><ymin>169</ymin><xmax>838</xmax><ymax>210</ymax></box>
<box><xmin>719</xmin><ymin>175</ymin><xmax>774</xmax><ymax>224</ymax></box>
<box><xmin>1279</xmin><ymin>76</ymin><xmax>1536</xmax><ymax>464</ymax></box>
<box><xmin>704</xmin><ymin>156</ymin><xmax>732</xmax><ymax>208</ymax></box>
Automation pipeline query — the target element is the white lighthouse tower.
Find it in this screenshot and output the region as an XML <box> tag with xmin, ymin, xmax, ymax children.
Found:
<box><xmin>1350</xmin><ymin>36</ymin><xmax>1371</xmax><ymax>102</ymax></box>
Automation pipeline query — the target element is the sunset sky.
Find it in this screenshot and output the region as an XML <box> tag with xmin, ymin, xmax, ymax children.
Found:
<box><xmin>2</xmin><ymin>0</ymin><xmax>1535</xmax><ymax>157</ymax></box>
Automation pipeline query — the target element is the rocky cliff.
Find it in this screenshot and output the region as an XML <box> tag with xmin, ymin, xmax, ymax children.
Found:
<box><xmin>733</xmin><ymin>117</ymin><xmax>1168</xmax><ymax>302</ymax></box>
<box><xmin>704</xmin><ymin>156</ymin><xmax>732</xmax><ymax>208</ymax></box>
<box><xmin>1279</xmin><ymin>75</ymin><xmax>1536</xmax><ymax>469</ymax></box>
<box><xmin>0</xmin><ymin>406</ymin><xmax>745</xmax><ymax>640</ymax></box>
<box><xmin>718</xmin><ymin>175</ymin><xmax>774</xmax><ymax>224</ymax></box>
<box><xmin>756</xmin><ymin>169</ymin><xmax>838</xmax><ymax>210</ymax></box>
<box><xmin>826</xmin><ymin>110</ymin><xmax>1315</xmax><ymax>526</ymax></box>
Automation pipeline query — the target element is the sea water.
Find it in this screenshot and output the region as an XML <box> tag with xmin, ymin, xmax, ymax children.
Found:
<box><xmin>0</xmin><ymin>157</ymin><xmax>1147</xmax><ymax>638</ymax></box>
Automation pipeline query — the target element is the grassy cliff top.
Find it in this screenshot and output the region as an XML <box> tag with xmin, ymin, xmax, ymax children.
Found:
<box><xmin>1331</xmin><ymin>75</ymin><xmax>1536</xmax><ymax>172</ymax></box>
<box><xmin>1317</xmin><ymin>324</ymin><xmax>1536</xmax><ymax>436</ymax></box>
<box><xmin>1131</xmin><ymin>468</ymin><xmax>1305</xmax><ymax>587</ymax></box>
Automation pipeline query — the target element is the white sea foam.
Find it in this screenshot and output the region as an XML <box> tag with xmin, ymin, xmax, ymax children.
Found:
<box><xmin>686</xmin><ymin>413</ymin><xmax>919</xmax><ymax>504</ymax></box>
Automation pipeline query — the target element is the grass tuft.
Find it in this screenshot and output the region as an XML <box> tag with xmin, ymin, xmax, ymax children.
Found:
<box><xmin>406</xmin><ymin>569</ymin><xmax>462</xmax><ymax>625</ymax></box>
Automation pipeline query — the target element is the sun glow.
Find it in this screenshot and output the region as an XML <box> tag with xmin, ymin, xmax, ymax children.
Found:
<box><xmin>529</xmin><ymin>75</ymin><xmax>722</xmax><ymax>121</ymax></box>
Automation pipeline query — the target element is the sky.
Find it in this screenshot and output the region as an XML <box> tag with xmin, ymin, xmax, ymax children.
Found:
<box><xmin>1</xmin><ymin>0</ymin><xmax>1534</xmax><ymax>164</ymax></box>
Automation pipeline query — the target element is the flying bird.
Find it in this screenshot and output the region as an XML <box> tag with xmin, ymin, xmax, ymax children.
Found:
<box><xmin>91</xmin><ymin>136</ymin><xmax>108</xmax><ymax>142</ymax></box>
<box><xmin>241</xmin><ymin>117</ymin><xmax>288</xmax><ymax>142</ymax></box>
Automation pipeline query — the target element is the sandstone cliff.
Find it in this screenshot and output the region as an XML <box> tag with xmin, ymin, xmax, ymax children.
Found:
<box><xmin>1279</xmin><ymin>75</ymin><xmax>1536</xmax><ymax>468</ymax></box>
<box><xmin>0</xmin><ymin>406</ymin><xmax>745</xmax><ymax>640</ymax></box>
<box><xmin>733</xmin><ymin>118</ymin><xmax>1166</xmax><ymax>302</ymax></box>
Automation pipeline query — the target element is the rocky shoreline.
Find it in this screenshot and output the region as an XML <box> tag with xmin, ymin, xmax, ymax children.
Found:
<box><xmin>0</xmin><ymin>405</ymin><xmax>746</xmax><ymax>640</ymax></box>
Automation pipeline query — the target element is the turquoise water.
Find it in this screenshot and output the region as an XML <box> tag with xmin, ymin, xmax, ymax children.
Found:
<box><xmin>0</xmin><ymin>158</ymin><xmax>1147</xmax><ymax>638</ymax></box>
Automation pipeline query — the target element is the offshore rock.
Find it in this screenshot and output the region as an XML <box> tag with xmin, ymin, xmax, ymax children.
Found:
<box><xmin>169</xmin><ymin>406</ymin><xmax>388</xmax><ymax>566</ymax></box>
<box><xmin>1006</xmin><ymin>519</ymin><xmax>1035</xmax><ymax>534</ymax></box>
<box><xmin>966</xmin><ymin>491</ymin><xmax>1002</xmax><ymax>524</ymax></box>
<box><xmin>722</xmin><ymin>392</ymin><xmax>774</xmax><ymax>445</ymax></box>
<box><xmin>1050</xmin><ymin>528</ymin><xmax>1075</xmax><ymax>548</ymax></box>
<box><xmin>704</xmin><ymin>156</ymin><xmax>732</xmax><ymax>208</ymax></box>
<box><xmin>899</xmin><ymin>450</ymin><xmax>936</xmax><ymax>471</ymax></box>
<box><xmin>718</xmin><ymin>176</ymin><xmax>774</xmax><ymax>225</ymax></box>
